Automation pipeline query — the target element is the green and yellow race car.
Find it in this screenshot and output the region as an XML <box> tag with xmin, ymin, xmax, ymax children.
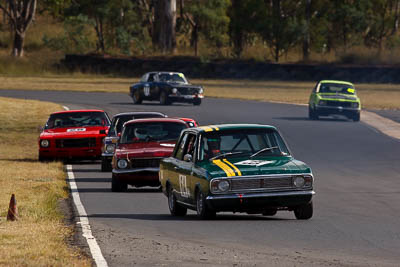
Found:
<box><xmin>308</xmin><ymin>80</ymin><xmax>361</xmax><ymax>121</ymax></box>
<box><xmin>159</xmin><ymin>124</ymin><xmax>315</xmax><ymax>220</ymax></box>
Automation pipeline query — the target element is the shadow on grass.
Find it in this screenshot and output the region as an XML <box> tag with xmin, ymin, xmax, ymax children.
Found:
<box><xmin>0</xmin><ymin>158</ymin><xmax>38</xmax><ymax>163</ymax></box>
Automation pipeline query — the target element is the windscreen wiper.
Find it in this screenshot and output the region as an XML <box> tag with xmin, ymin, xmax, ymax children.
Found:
<box><xmin>209</xmin><ymin>151</ymin><xmax>243</xmax><ymax>161</ymax></box>
<box><xmin>250</xmin><ymin>146</ymin><xmax>279</xmax><ymax>158</ymax></box>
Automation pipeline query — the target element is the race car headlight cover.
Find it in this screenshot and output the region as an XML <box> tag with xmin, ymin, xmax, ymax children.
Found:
<box><xmin>318</xmin><ymin>100</ymin><xmax>326</xmax><ymax>106</ymax></box>
<box><xmin>117</xmin><ymin>159</ymin><xmax>128</xmax><ymax>169</ymax></box>
<box><xmin>40</xmin><ymin>139</ymin><xmax>50</xmax><ymax>148</ymax></box>
<box><xmin>105</xmin><ymin>144</ymin><xmax>116</xmax><ymax>153</ymax></box>
<box><xmin>351</xmin><ymin>102</ymin><xmax>359</xmax><ymax>108</ymax></box>
<box><xmin>211</xmin><ymin>179</ymin><xmax>230</xmax><ymax>193</ymax></box>
<box><xmin>172</xmin><ymin>88</ymin><xmax>178</xmax><ymax>94</ymax></box>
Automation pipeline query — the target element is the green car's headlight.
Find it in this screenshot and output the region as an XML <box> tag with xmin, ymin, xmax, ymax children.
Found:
<box><xmin>318</xmin><ymin>100</ymin><xmax>326</xmax><ymax>106</ymax></box>
<box><xmin>351</xmin><ymin>102</ymin><xmax>359</xmax><ymax>108</ymax></box>
<box><xmin>211</xmin><ymin>179</ymin><xmax>230</xmax><ymax>193</ymax></box>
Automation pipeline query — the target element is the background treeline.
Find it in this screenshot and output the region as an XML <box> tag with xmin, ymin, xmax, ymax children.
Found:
<box><xmin>2</xmin><ymin>0</ymin><xmax>400</xmax><ymax>63</ymax></box>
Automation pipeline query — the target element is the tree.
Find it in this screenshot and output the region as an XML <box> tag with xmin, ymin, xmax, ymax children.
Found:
<box><xmin>228</xmin><ymin>0</ymin><xmax>262</xmax><ymax>58</ymax></box>
<box><xmin>0</xmin><ymin>0</ymin><xmax>37</xmax><ymax>57</ymax></box>
<box><xmin>153</xmin><ymin>0</ymin><xmax>177</xmax><ymax>53</ymax></box>
<box><xmin>257</xmin><ymin>0</ymin><xmax>303</xmax><ymax>62</ymax></box>
<box><xmin>184</xmin><ymin>0</ymin><xmax>230</xmax><ymax>56</ymax></box>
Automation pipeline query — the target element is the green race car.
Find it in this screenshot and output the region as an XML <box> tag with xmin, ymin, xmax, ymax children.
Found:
<box><xmin>308</xmin><ymin>80</ymin><xmax>361</xmax><ymax>121</ymax></box>
<box><xmin>159</xmin><ymin>124</ymin><xmax>315</xmax><ymax>220</ymax></box>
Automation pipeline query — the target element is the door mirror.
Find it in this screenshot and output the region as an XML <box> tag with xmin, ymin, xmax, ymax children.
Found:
<box><xmin>37</xmin><ymin>125</ymin><xmax>44</xmax><ymax>133</ymax></box>
<box><xmin>183</xmin><ymin>154</ymin><xmax>192</xmax><ymax>162</ymax></box>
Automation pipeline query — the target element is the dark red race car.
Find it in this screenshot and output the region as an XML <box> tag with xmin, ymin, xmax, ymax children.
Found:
<box><xmin>38</xmin><ymin>109</ymin><xmax>111</xmax><ymax>161</ymax></box>
<box><xmin>111</xmin><ymin>118</ymin><xmax>189</xmax><ymax>192</ymax></box>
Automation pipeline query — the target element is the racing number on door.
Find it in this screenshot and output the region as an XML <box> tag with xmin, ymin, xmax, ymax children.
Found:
<box><xmin>179</xmin><ymin>175</ymin><xmax>190</xmax><ymax>198</ymax></box>
<box><xmin>144</xmin><ymin>84</ymin><xmax>150</xmax><ymax>96</ymax></box>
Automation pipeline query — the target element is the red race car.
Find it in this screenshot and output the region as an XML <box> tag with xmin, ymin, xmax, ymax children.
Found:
<box><xmin>39</xmin><ymin>109</ymin><xmax>111</xmax><ymax>161</ymax></box>
<box><xmin>111</xmin><ymin>118</ymin><xmax>189</xmax><ymax>192</ymax></box>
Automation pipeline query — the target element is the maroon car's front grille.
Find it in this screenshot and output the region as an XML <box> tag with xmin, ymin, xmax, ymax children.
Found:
<box><xmin>130</xmin><ymin>158</ymin><xmax>161</xmax><ymax>168</ymax></box>
<box><xmin>55</xmin><ymin>138</ymin><xmax>97</xmax><ymax>148</ymax></box>
<box><xmin>230</xmin><ymin>177</ymin><xmax>293</xmax><ymax>191</ymax></box>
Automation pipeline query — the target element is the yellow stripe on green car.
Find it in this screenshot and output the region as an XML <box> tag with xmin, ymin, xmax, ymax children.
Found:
<box><xmin>212</xmin><ymin>159</ymin><xmax>235</xmax><ymax>177</ymax></box>
<box><xmin>223</xmin><ymin>159</ymin><xmax>242</xmax><ymax>176</ymax></box>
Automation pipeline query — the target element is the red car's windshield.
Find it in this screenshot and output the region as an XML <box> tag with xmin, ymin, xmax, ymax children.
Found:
<box><xmin>120</xmin><ymin>122</ymin><xmax>187</xmax><ymax>143</ymax></box>
<box><xmin>45</xmin><ymin>112</ymin><xmax>110</xmax><ymax>129</ymax></box>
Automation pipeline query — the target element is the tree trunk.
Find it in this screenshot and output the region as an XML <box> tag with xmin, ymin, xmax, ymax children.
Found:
<box><xmin>302</xmin><ymin>0</ymin><xmax>311</xmax><ymax>61</ymax></box>
<box><xmin>0</xmin><ymin>0</ymin><xmax>37</xmax><ymax>57</ymax></box>
<box><xmin>94</xmin><ymin>16</ymin><xmax>105</xmax><ymax>53</ymax></box>
<box><xmin>153</xmin><ymin>0</ymin><xmax>176</xmax><ymax>53</ymax></box>
<box><xmin>12</xmin><ymin>31</ymin><xmax>25</xmax><ymax>57</ymax></box>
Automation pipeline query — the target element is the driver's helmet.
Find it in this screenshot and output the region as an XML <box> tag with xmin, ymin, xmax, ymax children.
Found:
<box><xmin>134</xmin><ymin>127</ymin><xmax>148</xmax><ymax>140</ymax></box>
<box><xmin>207</xmin><ymin>137</ymin><xmax>221</xmax><ymax>157</ymax></box>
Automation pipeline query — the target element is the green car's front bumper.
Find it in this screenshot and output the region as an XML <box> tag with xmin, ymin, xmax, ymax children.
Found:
<box><xmin>206</xmin><ymin>190</ymin><xmax>314</xmax><ymax>212</ymax></box>
<box><xmin>314</xmin><ymin>105</ymin><xmax>360</xmax><ymax>117</ymax></box>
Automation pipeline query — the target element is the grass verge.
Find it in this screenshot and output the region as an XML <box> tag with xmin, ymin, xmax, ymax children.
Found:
<box><xmin>0</xmin><ymin>76</ymin><xmax>399</xmax><ymax>109</ymax></box>
<box><xmin>0</xmin><ymin>97</ymin><xmax>91</xmax><ymax>266</ymax></box>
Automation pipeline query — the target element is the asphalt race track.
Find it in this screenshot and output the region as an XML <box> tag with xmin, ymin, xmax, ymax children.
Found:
<box><xmin>1</xmin><ymin>89</ymin><xmax>400</xmax><ymax>266</ymax></box>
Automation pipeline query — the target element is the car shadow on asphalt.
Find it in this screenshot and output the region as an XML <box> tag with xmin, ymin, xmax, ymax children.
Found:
<box><xmin>84</xmin><ymin>213</ymin><xmax>288</xmax><ymax>221</ymax></box>
<box><xmin>67</xmin><ymin>168</ymin><xmax>104</xmax><ymax>173</ymax></box>
<box><xmin>274</xmin><ymin>116</ymin><xmax>351</xmax><ymax>122</ymax></box>
<box><xmin>69</xmin><ymin>187</ymin><xmax>161</xmax><ymax>193</ymax></box>
<box><xmin>109</xmin><ymin>102</ymin><xmax>195</xmax><ymax>107</ymax></box>
<box><xmin>66</xmin><ymin>177</ymin><xmax>111</xmax><ymax>183</ymax></box>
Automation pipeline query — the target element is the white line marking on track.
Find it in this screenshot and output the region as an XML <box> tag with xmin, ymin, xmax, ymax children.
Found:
<box><xmin>67</xmin><ymin>165</ymin><xmax>108</xmax><ymax>267</ymax></box>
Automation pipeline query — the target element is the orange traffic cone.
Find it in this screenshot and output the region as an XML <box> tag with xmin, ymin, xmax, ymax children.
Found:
<box><xmin>7</xmin><ymin>194</ymin><xmax>18</xmax><ymax>221</ymax></box>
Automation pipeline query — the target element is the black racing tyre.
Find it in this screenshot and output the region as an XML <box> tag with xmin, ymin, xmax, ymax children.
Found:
<box><xmin>159</xmin><ymin>91</ymin><xmax>170</xmax><ymax>105</ymax></box>
<box><xmin>132</xmin><ymin>90</ymin><xmax>142</xmax><ymax>104</ymax></box>
<box><xmin>352</xmin><ymin>113</ymin><xmax>360</xmax><ymax>122</ymax></box>
<box><xmin>196</xmin><ymin>190</ymin><xmax>216</xmax><ymax>219</ymax></box>
<box><xmin>101</xmin><ymin>157</ymin><xmax>112</xmax><ymax>172</ymax></box>
<box><xmin>262</xmin><ymin>209</ymin><xmax>277</xmax><ymax>216</ymax></box>
<box><xmin>193</xmin><ymin>99</ymin><xmax>201</xmax><ymax>106</ymax></box>
<box><xmin>168</xmin><ymin>186</ymin><xmax>187</xmax><ymax>216</ymax></box>
<box><xmin>111</xmin><ymin>174</ymin><xmax>127</xmax><ymax>192</ymax></box>
<box><xmin>294</xmin><ymin>201</ymin><xmax>313</xmax><ymax>220</ymax></box>
<box><xmin>308</xmin><ymin>107</ymin><xmax>318</xmax><ymax>120</ymax></box>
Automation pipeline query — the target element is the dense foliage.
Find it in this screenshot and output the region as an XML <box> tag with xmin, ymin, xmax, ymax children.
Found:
<box><xmin>2</xmin><ymin>0</ymin><xmax>400</xmax><ymax>62</ymax></box>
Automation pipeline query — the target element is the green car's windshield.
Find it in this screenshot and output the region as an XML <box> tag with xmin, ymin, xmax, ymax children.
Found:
<box><xmin>198</xmin><ymin>129</ymin><xmax>290</xmax><ymax>162</ymax></box>
<box><xmin>120</xmin><ymin>122</ymin><xmax>187</xmax><ymax>143</ymax></box>
<box><xmin>319</xmin><ymin>83</ymin><xmax>355</xmax><ymax>95</ymax></box>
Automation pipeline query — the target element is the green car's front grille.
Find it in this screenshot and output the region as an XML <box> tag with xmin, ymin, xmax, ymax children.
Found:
<box><xmin>230</xmin><ymin>176</ymin><xmax>293</xmax><ymax>191</ymax></box>
<box><xmin>325</xmin><ymin>101</ymin><xmax>353</xmax><ymax>107</ymax></box>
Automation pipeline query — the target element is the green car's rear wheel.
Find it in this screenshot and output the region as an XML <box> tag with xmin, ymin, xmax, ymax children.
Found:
<box><xmin>168</xmin><ymin>186</ymin><xmax>187</xmax><ymax>216</ymax></box>
<box><xmin>294</xmin><ymin>201</ymin><xmax>313</xmax><ymax>220</ymax></box>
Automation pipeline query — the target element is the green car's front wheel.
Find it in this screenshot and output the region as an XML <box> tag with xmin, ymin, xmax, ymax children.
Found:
<box><xmin>294</xmin><ymin>201</ymin><xmax>313</xmax><ymax>220</ymax></box>
<box><xmin>196</xmin><ymin>191</ymin><xmax>216</xmax><ymax>219</ymax></box>
<box><xmin>308</xmin><ymin>107</ymin><xmax>318</xmax><ymax>120</ymax></box>
<box><xmin>352</xmin><ymin>113</ymin><xmax>360</xmax><ymax>122</ymax></box>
